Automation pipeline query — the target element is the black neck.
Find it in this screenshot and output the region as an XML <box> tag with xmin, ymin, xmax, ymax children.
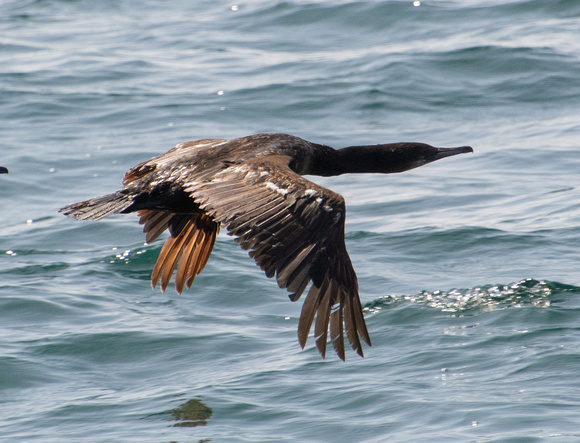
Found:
<box><xmin>309</xmin><ymin>143</ymin><xmax>414</xmax><ymax>177</ymax></box>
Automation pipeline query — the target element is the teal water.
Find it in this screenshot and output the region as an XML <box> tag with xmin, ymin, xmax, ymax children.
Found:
<box><xmin>2</xmin><ymin>0</ymin><xmax>580</xmax><ymax>441</ymax></box>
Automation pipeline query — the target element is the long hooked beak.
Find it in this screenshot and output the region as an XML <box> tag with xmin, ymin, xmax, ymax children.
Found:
<box><xmin>429</xmin><ymin>146</ymin><xmax>473</xmax><ymax>162</ymax></box>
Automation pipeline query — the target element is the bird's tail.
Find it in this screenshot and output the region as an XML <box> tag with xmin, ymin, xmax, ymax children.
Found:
<box><xmin>59</xmin><ymin>192</ymin><xmax>133</xmax><ymax>221</ymax></box>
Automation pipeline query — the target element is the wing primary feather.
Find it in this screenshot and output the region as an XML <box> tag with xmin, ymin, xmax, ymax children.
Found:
<box><xmin>198</xmin><ymin>222</ymin><xmax>219</xmax><ymax>271</ymax></box>
<box><xmin>287</xmin><ymin>274</ymin><xmax>309</xmax><ymax>302</ymax></box>
<box><xmin>159</xmin><ymin>223</ymin><xmax>192</xmax><ymax>292</ymax></box>
<box><xmin>185</xmin><ymin>222</ymin><xmax>219</xmax><ymax>289</ymax></box>
<box><xmin>343</xmin><ymin>292</ymin><xmax>363</xmax><ymax>356</ymax></box>
<box><xmin>259</xmin><ymin>229</ymin><xmax>318</xmax><ymax>276</ymax></box>
<box><xmin>151</xmin><ymin>221</ymin><xmax>191</xmax><ymax>292</ymax></box>
<box><xmin>285</xmin><ymin>262</ymin><xmax>311</xmax><ymax>298</ymax></box>
<box><xmin>168</xmin><ymin>214</ymin><xmax>190</xmax><ymax>237</ymax></box>
<box><xmin>183</xmin><ymin>230</ymin><xmax>207</xmax><ymax>289</ymax></box>
<box><xmin>352</xmin><ymin>295</ymin><xmax>372</xmax><ymax>347</ymax></box>
<box><xmin>298</xmin><ymin>279</ymin><xmax>328</xmax><ymax>349</ymax></box>
<box><xmin>174</xmin><ymin>225</ymin><xmax>202</xmax><ymax>294</ymax></box>
<box><xmin>275</xmin><ymin>243</ymin><xmax>316</xmax><ymax>287</ymax></box>
<box><xmin>330</xmin><ymin>295</ymin><xmax>345</xmax><ymax>361</ymax></box>
<box><xmin>314</xmin><ymin>280</ymin><xmax>335</xmax><ymax>359</ymax></box>
<box><xmin>186</xmin><ymin>241</ymin><xmax>205</xmax><ymax>288</ymax></box>
<box><xmin>151</xmin><ymin>236</ymin><xmax>175</xmax><ymax>292</ymax></box>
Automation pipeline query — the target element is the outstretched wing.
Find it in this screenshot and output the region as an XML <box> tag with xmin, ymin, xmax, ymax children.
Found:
<box><xmin>185</xmin><ymin>156</ymin><xmax>371</xmax><ymax>360</ymax></box>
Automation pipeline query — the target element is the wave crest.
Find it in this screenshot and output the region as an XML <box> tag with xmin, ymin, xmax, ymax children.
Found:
<box><xmin>366</xmin><ymin>278</ymin><xmax>579</xmax><ymax>314</ymax></box>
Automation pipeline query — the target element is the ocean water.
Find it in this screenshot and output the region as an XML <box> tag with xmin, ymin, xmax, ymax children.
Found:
<box><xmin>1</xmin><ymin>0</ymin><xmax>580</xmax><ymax>441</ymax></box>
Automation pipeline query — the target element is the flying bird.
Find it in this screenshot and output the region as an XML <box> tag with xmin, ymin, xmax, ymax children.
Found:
<box><xmin>60</xmin><ymin>133</ymin><xmax>472</xmax><ymax>360</ymax></box>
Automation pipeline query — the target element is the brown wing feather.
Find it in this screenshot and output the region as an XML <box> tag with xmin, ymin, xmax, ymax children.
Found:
<box><xmin>137</xmin><ymin>210</ymin><xmax>174</xmax><ymax>243</ymax></box>
<box><xmin>186</xmin><ymin>157</ymin><xmax>371</xmax><ymax>360</ymax></box>
<box><xmin>123</xmin><ymin>138</ymin><xmax>227</xmax><ymax>186</ymax></box>
<box><xmin>174</xmin><ymin>224</ymin><xmax>202</xmax><ymax>293</ymax></box>
<box><xmin>314</xmin><ymin>280</ymin><xmax>334</xmax><ymax>358</ymax></box>
<box><xmin>140</xmin><ymin>211</ymin><xmax>219</xmax><ymax>294</ymax></box>
<box><xmin>160</xmin><ymin>227</ymin><xmax>192</xmax><ymax>292</ymax></box>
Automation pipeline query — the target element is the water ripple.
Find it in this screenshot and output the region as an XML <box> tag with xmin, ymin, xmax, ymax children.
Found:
<box><xmin>366</xmin><ymin>278</ymin><xmax>578</xmax><ymax>314</ymax></box>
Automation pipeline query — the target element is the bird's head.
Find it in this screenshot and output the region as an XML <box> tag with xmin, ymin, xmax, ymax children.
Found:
<box><xmin>384</xmin><ymin>142</ymin><xmax>474</xmax><ymax>173</ymax></box>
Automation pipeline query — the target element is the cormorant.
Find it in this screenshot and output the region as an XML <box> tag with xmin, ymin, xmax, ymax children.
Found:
<box><xmin>60</xmin><ymin>133</ymin><xmax>472</xmax><ymax>360</ymax></box>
